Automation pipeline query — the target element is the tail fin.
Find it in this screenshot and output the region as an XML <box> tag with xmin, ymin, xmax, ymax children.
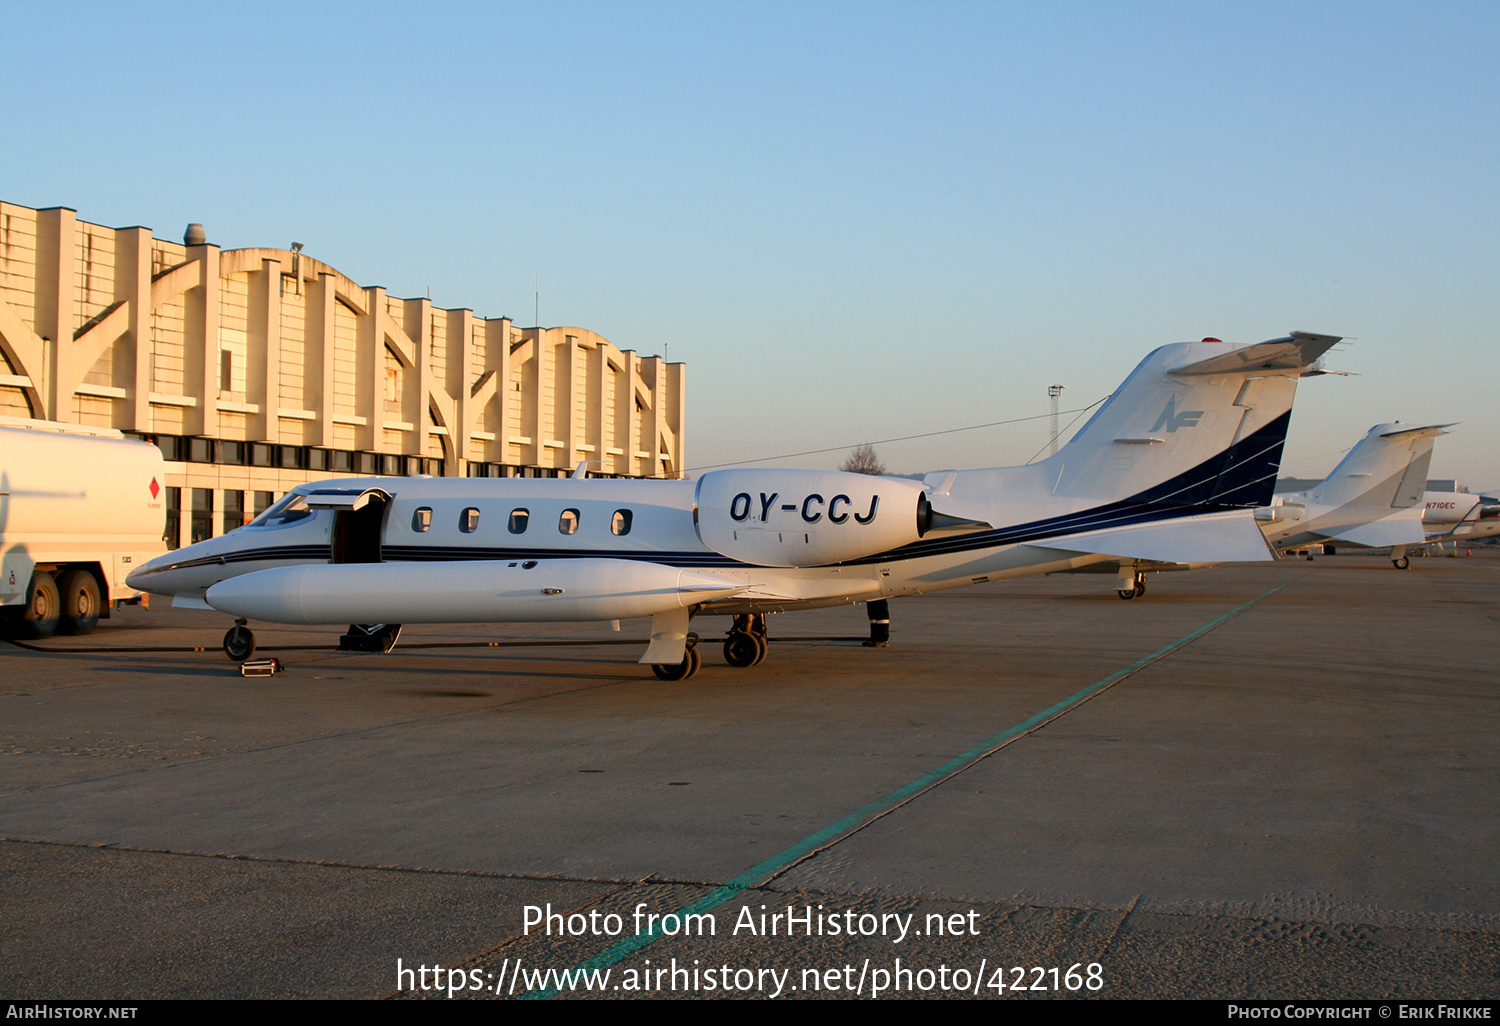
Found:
<box><xmin>1047</xmin><ymin>332</ymin><xmax>1341</xmax><ymax>508</ymax></box>
<box><xmin>1303</xmin><ymin>423</ymin><xmax>1450</xmax><ymax>511</ymax></box>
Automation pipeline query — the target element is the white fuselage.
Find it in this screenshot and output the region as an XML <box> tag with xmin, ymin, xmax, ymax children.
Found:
<box><xmin>127</xmin><ymin>474</ymin><xmax>1119</xmax><ymax>619</ymax></box>
<box><xmin>1421</xmin><ymin>491</ymin><xmax>1500</xmax><ymax>542</ymax></box>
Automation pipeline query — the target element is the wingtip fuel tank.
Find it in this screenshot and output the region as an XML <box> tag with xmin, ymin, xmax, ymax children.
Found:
<box><xmin>204</xmin><ymin>558</ymin><xmax>744</xmax><ymax>625</ymax></box>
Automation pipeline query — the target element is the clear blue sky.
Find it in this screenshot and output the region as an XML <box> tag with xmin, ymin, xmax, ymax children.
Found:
<box><xmin>6</xmin><ymin>0</ymin><xmax>1497</xmax><ymax>488</ymax></box>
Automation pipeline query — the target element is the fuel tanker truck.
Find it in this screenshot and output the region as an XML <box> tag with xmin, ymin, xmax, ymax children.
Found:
<box><xmin>0</xmin><ymin>419</ymin><xmax>167</xmax><ymax>637</ymax></box>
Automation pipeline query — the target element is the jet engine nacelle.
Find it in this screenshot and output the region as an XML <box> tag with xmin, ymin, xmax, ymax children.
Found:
<box><xmin>694</xmin><ymin>468</ymin><xmax>931</xmax><ymax>567</ymax></box>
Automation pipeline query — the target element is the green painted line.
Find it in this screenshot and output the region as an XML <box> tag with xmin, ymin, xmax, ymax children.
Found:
<box><xmin>524</xmin><ymin>583</ymin><xmax>1286</xmax><ymax>998</ymax></box>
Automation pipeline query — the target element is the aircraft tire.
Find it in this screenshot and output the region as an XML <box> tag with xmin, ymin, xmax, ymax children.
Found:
<box><xmin>652</xmin><ymin>644</ymin><xmax>700</xmax><ymax>681</ymax></box>
<box><xmin>1134</xmin><ymin>579</ymin><xmax>1147</xmax><ymax>597</ymax></box>
<box><xmin>57</xmin><ymin>570</ymin><xmax>101</xmax><ymax>636</ymax></box>
<box><xmin>723</xmin><ymin>631</ymin><xmax>760</xmax><ymax>668</ymax></box>
<box><xmin>750</xmin><ymin>632</ymin><xmax>768</xmax><ymax>665</ymax></box>
<box><xmin>20</xmin><ymin>572</ymin><xmax>61</xmax><ymax>639</ymax></box>
<box><xmin>223</xmin><ymin>624</ymin><xmax>256</xmax><ymax>662</ymax></box>
<box><xmin>1117</xmin><ymin>588</ymin><xmax>1136</xmax><ymax>600</ymax></box>
<box><xmin>1393</xmin><ymin>556</ymin><xmax>1410</xmax><ymax>570</ymax></box>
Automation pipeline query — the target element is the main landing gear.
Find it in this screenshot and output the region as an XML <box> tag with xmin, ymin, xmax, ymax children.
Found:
<box><xmin>652</xmin><ymin>632</ymin><xmax>702</xmax><ymax>681</ymax></box>
<box><xmin>1117</xmin><ymin>571</ymin><xmax>1147</xmax><ymax>600</ymax></box>
<box><xmin>862</xmin><ymin>600</ymin><xmax>890</xmax><ymax>647</ymax></box>
<box><xmin>339</xmin><ymin>623</ymin><xmax>403</xmax><ymax>653</ymax></box>
<box><xmin>1391</xmin><ymin>546</ymin><xmax>1410</xmax><ymax>570</ymax></box>
<box><xmin>722</xmin><ymin>614</ymin><xmax>769</xmax><ymax>668</ymax></box>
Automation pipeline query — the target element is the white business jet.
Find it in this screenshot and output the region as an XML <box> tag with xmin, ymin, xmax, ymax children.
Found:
<box><xmin>127</xmin><ymin>332</ymin><xmax>1339</xmax><ymax>679</ymax></box>
<box><xmin>1060</xmin><ymin>419</ymin><xmax>1446</xmax><ymax>595</ymax></box>
<box><xmin>1259</xmin><ymin>422</ymin><xmax>1448</xmax><ymax>569</ymax></box>
<box><xmin>1418</xmin><ymin>490</ymin><xmax>1500</xmax><ymax>549</ymax></box>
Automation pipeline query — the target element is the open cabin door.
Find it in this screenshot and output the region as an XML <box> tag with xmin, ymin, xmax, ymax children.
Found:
<box><xmin>304</xmin><ymin>489</ymin><xmax>393</xmax><ymax>564</ymax></box>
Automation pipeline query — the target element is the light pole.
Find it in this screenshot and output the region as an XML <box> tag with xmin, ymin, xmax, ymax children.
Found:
<box><xmin>1048</xmin><ymin>384</ymin><xmax>1065</xmax><ymax>455</ymax></box>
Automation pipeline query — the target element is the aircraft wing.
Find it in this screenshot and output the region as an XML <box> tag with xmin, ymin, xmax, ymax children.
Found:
<box><xmin>1027</xmin><ymin>511</ymin><xmax>1273</xmax><ymax>564</ymax></box>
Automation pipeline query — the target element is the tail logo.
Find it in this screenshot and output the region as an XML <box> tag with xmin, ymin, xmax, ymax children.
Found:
<box><xmin>1151</xmin><ymin>395</ymin><xmax>1205</xmax><ymax>433</ymax></box>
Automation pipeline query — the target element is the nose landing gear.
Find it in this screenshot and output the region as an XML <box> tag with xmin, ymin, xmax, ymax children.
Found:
<box><xmin>223</xmin><ymin>619</ymin><xmax>256</xmax><ymax>662</ymax></box>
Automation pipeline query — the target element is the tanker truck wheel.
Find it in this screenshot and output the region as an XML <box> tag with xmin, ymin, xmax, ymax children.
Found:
<box><xmin>57</xmin><ymin>570</ymin><xmax>101</xmax><ymax>636</ymax></box>
<box><xmin>223</xmin><ymin>624</ymin><xmax>256</xmax><ymax>662</ymax></box>
<box><xmin>20</xmin><ymin>572</ymin><xmax>61</xmax><ymax>639</ymax></box>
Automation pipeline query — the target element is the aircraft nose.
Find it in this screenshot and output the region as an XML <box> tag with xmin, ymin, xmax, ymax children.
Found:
<box><xmin>126</xmin><ymin>550</ymin><xmax>175</xmax><ymax>592</ymax></box>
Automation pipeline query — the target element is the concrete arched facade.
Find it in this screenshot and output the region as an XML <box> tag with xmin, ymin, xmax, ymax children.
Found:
<box><xmin>0</xmin><ymin>201</ymin><xmax>685</xmax><ymax>547</ymax></box>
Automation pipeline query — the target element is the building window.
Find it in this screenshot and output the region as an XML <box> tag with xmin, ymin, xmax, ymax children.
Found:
<box><xmin>460</xmin><ymin>507</ymin><xmax>480</xmax><ymax>533</ymax></box>
<box><xmin>611</xmin><ymin>509</ymin><xmax>632</xmax><ymax>536</ymax></box>
<box><xmin>508</xmin><ymin>508</ymin><xmax>529</xmax><ymax>534</ymax></box>
<box><xmin>251</xmin><ymin>443</ymin><xmax>274</xmax><ymax>467</ymax></box>
<box><xmin>164</xmin><ymin>487</ymin><xmax>182</xmax><ymax>550</ymax></box>
<box><xmin>222</xmin><ymin>491</ymin><xmax>245</xmax><ymax>535</ymax></box>
<box><xmin>331</xmin><ymin>450</ymin><xmax>353</xmax><ymax>472</ymax></box>
<box><xmin>307</xmin><ymin>449</ymin><xmax>328</xmax><ymax>472</ymax></box>
<box><xmin>413</xmin><ymin>507</ymin><xmax>432</xmax><ymax>532</ymax></box>
<box><xmin>381</xmin><ymin>454</ymin><xmax>400</xmax><ymax>475</ymax></box>
<box><xmin>152</xmin><ymin>435</ymin><xmax>183</xmax><ymax>461</ymax></box>
<box><xmin>188</xmin><ymin>437</ymin><xmax>212</xmax><ymax>463</ymax></box>
<box><xmin>253</xmin><ymin>491</ymin><xmax>275</xmax><ymax>517</ymax></box>
<box><xmin>190</xmin><ymin>488</ymin><xmax>214</xmax><ymax>544</ymax></box>
<box><xmin>559</xmin><ymin>509</ymin><xmax>579</xmax><ymax>535</ymax></box>
<box><xmin>220</xmin><ymin>350</ymin><xmax>233</xmax><ymax>393</ymax></box>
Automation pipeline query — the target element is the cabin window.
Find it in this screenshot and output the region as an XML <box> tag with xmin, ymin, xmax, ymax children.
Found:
<box><xmin>559</xmin><ymin>509</ymin><xmax>580</xmax><ymax>535</ymax></box>
<box><xmin>460</xmin><ymin>507</ymin><xmax>480</xmax><ymax>533</ymax></box>
<box><xmin>413</xmin><ymin>507</ymin><xmax>432</xmax><ymax>532</ymax></box>
<box><xmin>611</xmin><ymin>509</ymin><xmax>632</xmax><ymax>536</ymax></box>
<box><xmin>509</xmin><ymin>508</ymin><xmax>530</xmax><ymax>534</ymax></box>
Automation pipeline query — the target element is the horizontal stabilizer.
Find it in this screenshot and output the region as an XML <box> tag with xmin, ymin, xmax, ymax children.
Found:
<box><xmin>1378</xmin><ymin>423</ymin><xmax>1454</xmax><ymax>440</ymax></box>
<box><xmin>1170</xmin><ymin>331</ymin><xmax>1342</xmax><ymax>376</ymax></box>
<box><xmin>1031</xmin><ymin>512</ymin><xmax>1273</xmax><ymax>564</ymax></box>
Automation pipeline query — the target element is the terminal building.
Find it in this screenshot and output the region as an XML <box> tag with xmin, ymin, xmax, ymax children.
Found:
<box><xmin>0</xmin><ymin>201</ymin><xmax>686</xmax><ymax>548</ymax></box>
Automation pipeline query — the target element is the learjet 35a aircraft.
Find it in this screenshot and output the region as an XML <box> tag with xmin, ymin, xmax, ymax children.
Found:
<box><xmin>1063</xmin><ymin>419</ymin><xmax>1453</xmax><ymax>596</ymax></box>
<box><xmin>127</xmin><ymin>332</ymin><xmax>1340</xmax><ymax>679</ymax></box>
<box><xmin>1260</xmin><ymin>422</ymin><xmax>1449</xmax><ymax>568</ymax></box>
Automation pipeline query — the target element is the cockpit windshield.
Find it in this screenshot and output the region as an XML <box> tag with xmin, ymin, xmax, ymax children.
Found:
<box><xmin>245</xmin><ymin>492</ymin><xmax>314</xmax><ymax>528</ymax></box>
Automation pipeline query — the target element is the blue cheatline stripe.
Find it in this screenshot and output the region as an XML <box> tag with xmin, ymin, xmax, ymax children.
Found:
<box><xmin>522</xmin><ymin>583</ymin><xmax>1288</xmax><ymax>999</ymax></box>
